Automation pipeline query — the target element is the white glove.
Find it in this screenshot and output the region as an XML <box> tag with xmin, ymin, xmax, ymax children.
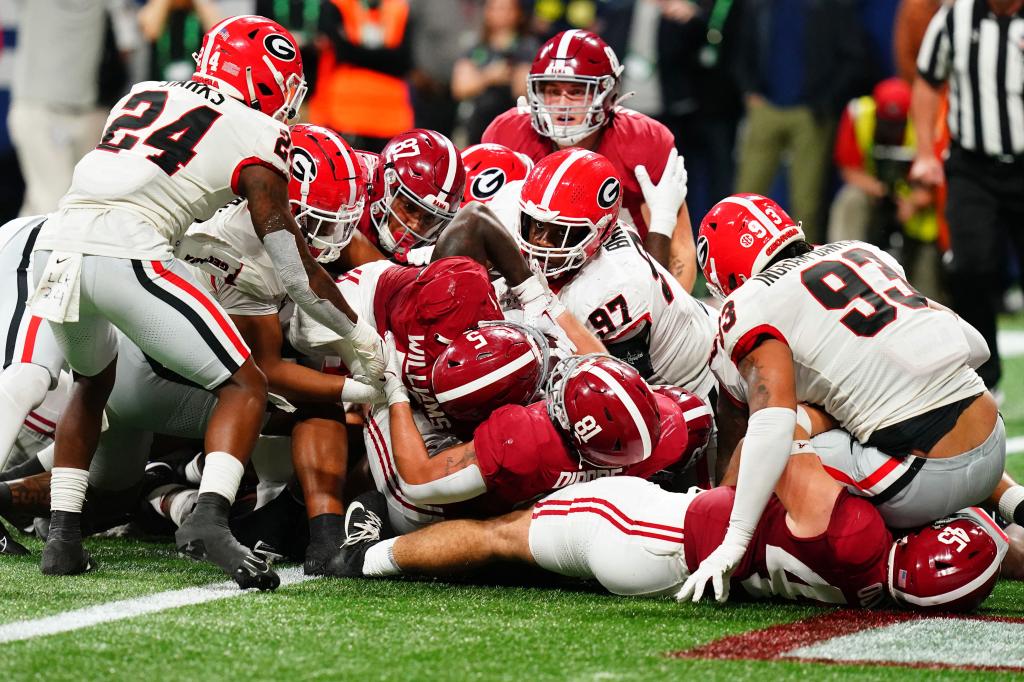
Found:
<box><xmin>675</xmin><ymin>528</ymin><xmax>749</xmax><ymax>603</ymax></box>
<box><xmin>512</xmin><ymin>271</ymin><xmax>566</xmax><ymax>322</ymax></box>
<box><xmin>380</xmin><ymin>332</ymin><xmax>409</xmax><ymax>406</ymax></box>
<box><xmin>635</xmin><ymin>148</ymin><xmax>688</xmax><ymax>238</ymax></box>
<box><xmin>174</xmin><ymin>233</ymin><xmax>242</xmax><ymax>279</ymax></box>
<box><xmin>336</xmin><ymin>319</ymin><xmax>387</xmax><ymax>386</ymax></box>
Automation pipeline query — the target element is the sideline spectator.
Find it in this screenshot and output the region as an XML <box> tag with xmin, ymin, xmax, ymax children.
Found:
<box><xmin>732</xmin><ymin>0</ymin><xmax>867</xmax><ymax>241</ymax></box>
<box><xmin>8</xmin><ymin>0</ymin><xmax>110</xmax><ymax>216</ymax></box>
<box><xmin>310</xmin><ymin>0</ymin><xmax>413</xmax><ymax>153</ymax></box>
<box><xmin>530</xmin><ymin>0</ymin><xmax>601</xmax><ymax>39</ymax></box>
<box><xmin>138</xmin><ymin>0</ymin><xmax>221</xmax><ymax>82</ymax></box>
<box><xmin>452</xmin><ymin>0</ymin><xmax>535</xmax><ymax>144</ymax></box>
<box><xmin>828</xmin><ymin>77</ymin><xmax>943</xmax><ymax>300</ymax></box>
<box><xmin>409</xmin><ymin>0</ymin><xmax>476</xmax><ymax>138</ymax></box>
<box><xmin>911</xmin><ymin>0</ymin><xmax>1024</xmax><ymax>391</ymax></box>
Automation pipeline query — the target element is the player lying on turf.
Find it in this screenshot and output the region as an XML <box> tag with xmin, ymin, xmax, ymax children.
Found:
<box><xmin>686</xmin><ymin>193</ymin><xmax>1013</xmax><ymax>603</ymax></box>
<box><xmin>327</xmin><ymin>349</ymin><xmax>713</xmax><ymax>548</ymax></box>
<box><xmin>331</xmin><ymin>407</ymin><xmax>1009</xmax><ymax>613</ymax></box>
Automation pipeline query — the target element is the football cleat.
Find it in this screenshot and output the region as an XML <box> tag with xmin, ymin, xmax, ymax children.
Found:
<box><xmin>325</xmin><ymin>491</ymin><xmax>393</xmax><ymax>578</ymax></box>
<box><xmin>175</xmin><ymin>493</ymin><xmax>280</xmax><ymax>591</ymax></box>
<box><xmin>40</xmin><ymin>512</ymin><xmax>95</xmax><ymax>575</ymax></box>
<box><xmin>0</xmin><ymin>518</ymin><xmax>28</xmax><ymax>556</ymax></box>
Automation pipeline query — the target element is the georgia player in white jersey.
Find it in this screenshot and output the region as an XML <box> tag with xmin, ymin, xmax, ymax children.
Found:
<box><xmin>681</xmin><ymin>193</ymin><xmax>1005</xmax><ymax>604</ymax></box>
<box><xmin>487</xmin><ymin>149</ymin><xmax>717</xmax><ymax>400</ymax></box>
<box><xmin>24</xmin><ymin>16</ymin><xmax>383</xmax><ymax>588</ymax></box>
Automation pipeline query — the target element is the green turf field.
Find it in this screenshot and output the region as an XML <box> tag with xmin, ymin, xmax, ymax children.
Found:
<box><xmin>2</xmin><ymin>315</ymin><xmax>1023</xmax><ymax>681</ymax></box>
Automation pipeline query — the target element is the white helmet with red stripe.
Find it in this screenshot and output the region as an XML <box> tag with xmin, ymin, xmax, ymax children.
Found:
<box><xmin>696</xmin><ymin>193</ymin><xmax>805</xmax><ymax>300</ymax></box>
<box><xmin>288</xmin><ymin>124</ymin><xmax>365</xmax><ymax>263</ymax></box>
<box><xmin>461</xmin><ymin>143</ymin><xmax>533</xmax><ymax>206</ymax></box>
<box><xmin>546</xmin><ymin>354</ymin><xmax>661</xmax><ymax>468</ymax></box>
<box><xmin>526</xmin><ymin>30</ymin><xmax>624</xmax><ymax>145</ymax></box>
<box><xmin>431</xmin><ymin>320</ymin><xmax>550</xmax><ymax>424</ymax></box>
<box><xmin>888</xmin><ymin>509</ymin><xmax>1008</xmax><ymax>613</ymax></box>
<box><xmin>517</xmin><ymin>148</ymin><xmax>621</xmax><ymax>279</ymax></box>
<box><xmin>192</xmin><ymin>15</ymin><xmax>306</xmax><ymax>121</ymax></box>
<box><xmin>372</xmin><ymin>129</ymin><xmax>466</xmax><ymax>259</ymax></box>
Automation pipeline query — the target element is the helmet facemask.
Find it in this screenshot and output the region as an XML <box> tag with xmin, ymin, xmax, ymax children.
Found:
<box><xmin>373</xmin><ymin>167</ymin><xmax>455</xmax><ymax>255</ymax></box>
<box><xmin>527</xmin><ymin>75</ymin><xmax>617</xmax><ymax>146</ymax></box>
<box><xmin>516</xmin><ymin>209</ymin><xmax>604</xmax><ymax>279</ymax></box>
<box><xmin>291</xmin><ymin>198</ymin><xmax>362</xmax><ymax>264</ymax></box>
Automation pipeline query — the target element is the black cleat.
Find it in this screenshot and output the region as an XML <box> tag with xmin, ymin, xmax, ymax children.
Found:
<box><xmin>304</xmin><ymin>542</ymin><xmax>338</xmax><ymax>576</ymax></box>
<box><xmin>40</xmin><ymin>511</ymin><xmax>95</xmax><ymax>575</ymax></box>
<box><xmin>175</xmin><ymin>493</ymin><xmax>280</xmax><ymax>591</ymax></box>
<box><xmin>325</xmin><ymin>491</ymin><xmax>392</xmax><ymax>578</ymax></box>
<box><xmin>0</xmin><ymin>519</ymin><xmax>28</xmax><ymax>556</ymax></box>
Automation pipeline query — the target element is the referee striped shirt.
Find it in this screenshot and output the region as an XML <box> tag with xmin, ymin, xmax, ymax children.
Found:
<box><xmin>917</xmin><ymin>0</ymin><xmax>1024</xmax><ymax>159</ymax></box>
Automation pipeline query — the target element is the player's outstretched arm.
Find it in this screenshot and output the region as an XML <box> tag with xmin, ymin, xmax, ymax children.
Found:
<box><xmin>433</xmin><ymin>201</ymin><xmax>531</xmax><ymax>283</ymax></box>
<box><xmin>678</xmin><ymin>339</ymin><xmax>797</xmax><ymax>603</ymax></box>
<box><xmin>239</xmin><ymin>164</ymin><xmax>385</xmax><ymax>380</ymax></box>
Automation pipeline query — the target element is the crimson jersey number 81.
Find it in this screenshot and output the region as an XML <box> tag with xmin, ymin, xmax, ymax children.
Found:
<box><xmin>800</xmin><ymin>247</ymin><xmax>926</xmax><ymax>337</ymax></box>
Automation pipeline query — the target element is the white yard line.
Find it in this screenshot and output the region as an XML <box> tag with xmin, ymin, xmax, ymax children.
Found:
<box><xmin>0</xmin><ymin>566</ymin><xmax>316</xmax><ymax>645</ymax></box>
<box><xmin>1009</xmin><ymin>436</ymin><xmax>1024</xmax><ymax>456</ymax></box>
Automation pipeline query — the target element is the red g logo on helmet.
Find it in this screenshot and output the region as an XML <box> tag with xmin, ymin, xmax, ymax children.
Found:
<box><xmin>432</xmin><ymin>321</ymin><xmax>549</xmax><ymax>424</ymax></box>
<box><xmin>697</xmin><ymin>194</ymin><xmax>804</xmax><ymax>299</ymax></box>
<box><xmin>888</xmin><ymin>515</ymin><xmax>1007</xmax><ymax>612</ymax></box>
<box><xmin>546</xmin><ymin>354</ymin><xmax>661</xmax><ymax>467</ymax></box>
<box><xmin>461</xmin><ymin>143</ymin><xmax>533</xmax><ymax>207</ymax></box>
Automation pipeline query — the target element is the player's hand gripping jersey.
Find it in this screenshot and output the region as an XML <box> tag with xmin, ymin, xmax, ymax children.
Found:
<box><xmin>36</xmin><ymin>80</ymin><xmax>290</xmax><ymax>259</ymax></box>
<box><xmin>718</xmin><ymin>241</ymin><xmax>985</xmax><ymax>442</ymax></box>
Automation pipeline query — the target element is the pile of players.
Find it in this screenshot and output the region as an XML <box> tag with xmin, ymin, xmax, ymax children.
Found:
<box><xmin>1</xmin><ymin>17</ymin><xmax>1022</xmax><ymax>615</ymax></box>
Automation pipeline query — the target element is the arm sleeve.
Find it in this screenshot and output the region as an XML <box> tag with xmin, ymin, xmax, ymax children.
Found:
<box><xmin>401</xmin><ymin>465</ymin><xmax>488</xmax><ymax>505</ymax></box>
<box><xmin>916</xmin><ymin>5</ymin><xmax>952</xmax><ymax>86</ymax></box>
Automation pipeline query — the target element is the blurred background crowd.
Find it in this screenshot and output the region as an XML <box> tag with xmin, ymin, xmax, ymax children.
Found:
<box><xmin>0</xmin><ymin>0</ymin><xmax>1018</xmax><ymax>313</ymax></box>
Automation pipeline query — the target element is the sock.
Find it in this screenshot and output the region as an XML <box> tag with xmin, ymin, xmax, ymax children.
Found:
<box><xmin>308</xmin><ymin>513</ymin><xmax>344</xmax><ymax>548</ymax></box>
<box><xmin>0</xmin><ymin>364</ymin><xmax>50</xmax><ymax>472</ymax></box>
<box><xmin>167</xmin><ymin>489</ymin><xmax>199</xmax><ymax>527</ymax></box>
<box><xmin>50</xmin><ymin>467</ymin><xmax>90</xmax><ymax>513</ymax></box>
<box><xmin>0</xmin><ymin>455</ymin><xmax>45</xmax><ymax>482</ymax></box>
<box><xmin>999</xmin><ymin>485</ymin><xmax>1024</xmax><ymax>526</ymax></box>
<box><xmin>362</xmin><ymin>537</ymin><xmax>400</xmax><ymax>577</ymax></box>
<box><xmin>36</xmin><ymin>443</ymin><xmax>55</xmax><ymax>472</ymax></box>
<box><xmin>184</xmin><ymin>454</ymin><xmax>203</xmax><ymax>485</ymax></box>
<box><xmin>197</xmin><ymin>451</ymin><xmax>244</xmax><ymax>504</ymax></box>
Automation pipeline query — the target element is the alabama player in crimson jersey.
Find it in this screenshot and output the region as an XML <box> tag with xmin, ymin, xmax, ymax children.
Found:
<box><xmin>487</xmin><ymin>149</ymin><xmax>717</xmax><ymax>402</ymax></box>
<box><xmin>332</xmin><ymin>407</ymin><xmax>1007</xmax><ymax>615</ymax></box>
<box><xmin>482</xmin><ymin>29</ymin><xmax>695</xmax><ymax>290</ymax></box>
<box><xmin>357</xmin><ymin>352</ymin><xmax>713</xmax><ymax>537</ymax></box>
<box><xmin>682</xmin><ymin>193</ymin><xmax>1006</xmax><ymax>604</ymax></box>
<box><xmin>24</xmin><ymin>16</ymin><xmax>384</xmax><ymax>588</ymax></box>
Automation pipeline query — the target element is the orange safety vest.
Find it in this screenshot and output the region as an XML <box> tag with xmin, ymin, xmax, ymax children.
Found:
<box><xmin>309</xmin><ymin>0</ymin><xmax>413</xmax><ymax>138</ymax></box>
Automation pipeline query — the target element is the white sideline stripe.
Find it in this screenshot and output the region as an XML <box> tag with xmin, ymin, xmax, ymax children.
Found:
<box><xmin>784</xmin><ymin>619</ymin><xmax>1024</xmax><ymax>667</ymax></box>
<box><xmin>1008</xmin><ymin>435</ymin><xmax>1024</xmax><ymax>456</ymax></box>
<box><xmin>0</xmin><ymin>567</ymin><xmax>315</xmax><ymax>645</ymax></box>
<box><xmin>999</xmin><ymin>329</ymin><xmax>1024</xmax><ymax>359</ymax></box>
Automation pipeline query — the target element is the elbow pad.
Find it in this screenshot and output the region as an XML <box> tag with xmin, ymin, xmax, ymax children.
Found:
<box><xmin>728</xmin><ymin>406</ymin><xmax>797</xmax><ymax>541</ymax></box>
<box><xmin>263</xmin><ymin>231</ymin><xmax>355</xmax><ymax>337</ymax></box>
<box><xmin>401</xmin><ymin>465</ymin><xmax>487</xmax><ymax>505</ymax></box>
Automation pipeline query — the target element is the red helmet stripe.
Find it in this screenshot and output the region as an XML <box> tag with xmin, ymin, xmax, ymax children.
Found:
<box><xmin>540</xmin><ymin>148</ymin><xmax>590</xmax><ymax>208</ymax></box>
<box><xmin>321</xmin><ymin>127</ymin><xmax>358</xmax><ymax>205</ymax></box>
<box><xmin>587</xmin><ymin>363</ymin><xmax>653</xmax><ymax>461</ymax></box>
<box><xmin>434</xmin><ymin>348</ymin><xmax>536</xmax><ymax>404</ymax></box>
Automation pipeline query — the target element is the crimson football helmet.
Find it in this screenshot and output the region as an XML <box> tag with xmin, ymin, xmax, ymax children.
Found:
<box><xmin>371</xmin><ymin>129</ymin><xmax>466</xmax><ymax>258</ymax></box>
<box><xmin>192</xmin><ymin>15</ymin><xmax>306</xmax><ymax>121</ymax></box>
<box><xmin>546</xmin><ymin>354</ymin><xmax>661</xmax><ymax>468</ymax></box>
<box><xmin>888</xmin><ymin>514</ymin><xmax>1007</xmax><ymax>612</ymax></box>
<box><xmin>517</xmin><ymin>149</ymin><xmax>621</xmax><ymax>279</ymax></box>
<box><xmin>288</xmin><ymin>125</ymin><xmax>365</xmax><ymax>263</ymax></box>
<box><xmin>696</xmin><ymin>194</ymin><xmax>805</xmax><ymax>300</ymax></box>
<box><xmin>651</xmin><ymin>386</ymin><xmax>714</xmax><ymax>471</ymax></box>
<box><xmin>431</xmin><ymin>321</ymin><xmax>550</xmax><ymax>424</ymax></box>
<box><xmin>527</xmin><ymin>30</ymin><xmax>624</xmax><ymax>145</ymax></box>
<box><xmin>460</xmin><ymin>143</ymin><xmax>533</xmax><ymax>207</ymax></box>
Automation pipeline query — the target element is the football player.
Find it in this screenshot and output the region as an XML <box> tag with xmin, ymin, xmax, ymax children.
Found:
<box><xmin>487</xmin><ymin>149</ymin><xmax>717</xmax><ymax>402</ymax></box>
<box><xmin>460</xmin><ymin>143</ymin><xmax>533</xmax><ymax>207</ymax></box>
<box><xmin>24</xmin><ymin>16</ymin><xmax>384</xmax><ymax>588</ymax></box>
<box><xmin>355</xmin><ymin>349</ymin><xmax>713</xmax><ymax>537</ymax></box>
<box><xmin>482</xmin><ymin>30</ymin><xmax>695</xmax><ymax>290</ymax></box>
<box><xmin>332</xmin><ymin>413</ymin><xmax>1008</xmax><ymax>614</ymax></box>
<box><xmin>683</xmin><ymin>193</ymin><xmax>1006</xmax><ymax>602</ymax></box>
